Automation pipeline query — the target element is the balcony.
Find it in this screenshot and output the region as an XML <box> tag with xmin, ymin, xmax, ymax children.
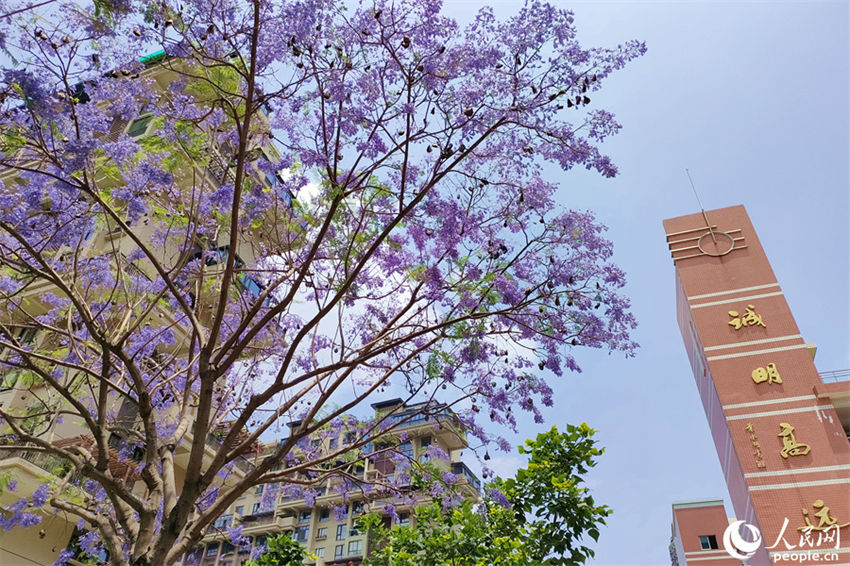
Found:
<box><xmin>383</xmin><ymin>408</ymin><xmax>454</xmax><ymax>430</ymax></box>
<box><xmin>0</xmin><ymin>443</ymin><xmax>71</xmax><ymax>478</ymax></box>
<box><xmin>451</xmin><ymin>462</ymin><xmax>481</xmax><ymax>493</ymax></box>
<box><xmin>237</xmin><ymin>511</ymin><xmax>281</xmax><ymax>536</ymax></box>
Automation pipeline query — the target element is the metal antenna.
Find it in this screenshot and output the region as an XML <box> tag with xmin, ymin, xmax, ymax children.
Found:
<box><xmin>686</xmin><ymin>168</ymin><xmax>716</xmax><ymax>243</ymax></box>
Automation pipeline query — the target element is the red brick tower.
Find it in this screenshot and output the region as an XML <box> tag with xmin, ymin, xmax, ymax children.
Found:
<box><xmin>664</xmin><ymin>205</ymin><xmax>850</xmax><ymax>565</ymax></box>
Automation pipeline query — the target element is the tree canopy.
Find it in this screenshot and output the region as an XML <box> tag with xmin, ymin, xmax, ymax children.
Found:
<box><xmin>0</xmin><ymin>0</ymin><xmax>642</xmax><ymax>563</ymax></box>
<box><xmin>362</xmin><ymin>425</ymin><xmax>611</xmax><ymax>566</ymax></box>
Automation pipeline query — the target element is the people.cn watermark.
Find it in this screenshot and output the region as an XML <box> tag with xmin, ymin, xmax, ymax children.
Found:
<box><xmin>722</xmin><ymin>519</ymin><xmax>841</xmax><ymax>563</ymax></box>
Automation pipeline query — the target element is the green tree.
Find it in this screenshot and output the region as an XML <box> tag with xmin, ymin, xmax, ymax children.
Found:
<box><xmin>363</xmin><ymin>424</ymin><xmax>610</xmax><ymax>566</ymax></box>
<box><xmin>245</xmin><ymin>533</ymin><xmax>308</xmax><ymax>566</ymax></box>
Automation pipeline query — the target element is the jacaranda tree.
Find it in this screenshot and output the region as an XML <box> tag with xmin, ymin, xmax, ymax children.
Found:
<box><xmin>0</xmin><ymin>0</ymin><xmax>643</xmax><ymax>563</ymax></box>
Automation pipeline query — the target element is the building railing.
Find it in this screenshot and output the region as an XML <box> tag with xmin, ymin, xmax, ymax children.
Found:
<box><xmin>0</xmin><ymin>443</ymin><xmax>72</xmax><ymax>477</ymax></box>
<box><xmin>819</xmin><ymin>369</ymin><xmax>850</xmax><ymax>383</ymax></box>
<box><xmin>384</xmin><ymin>408</ymin><xmax>454</xmax><ymax>430</ymax></box>
<box><xmin>239</xmin><ymin>510</ymin><xmax>275</xmax><ymax>526</ymax></box>
<box><xmin>451</xmin><ymin>461</ymin><xmax>481</xmax><ymax>492</ymax></box>
<box><xmin>204</xmin><ymin>432</ymin><xmax>253</xmax><ymax>473</ymax></box>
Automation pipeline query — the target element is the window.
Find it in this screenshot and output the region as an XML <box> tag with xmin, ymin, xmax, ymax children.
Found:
<box><xmin>213</xmin><ymin>514</ymin><xmax>233</xmax><ymax>529</ymax></box>
<box><xmin>399</xmin><ymin>441</ymin><xmax>414</xmax><ymax>459</ymax></box>
<box><xmin>329</xmin><ymin>438</ymin><xmax>338</xmax><ymax>450</ymax></box>
<box><xmin>205</xmin><ymin>543</ymin><xmax>219</xmax><ymax>557</ymax></box>
<box><xmin>319</xmin><ymin>508</ymin><xmax>330</xmax><ymax>522</ymax></box>
<box><xmin>352</xmin><ymin>502</ymin><xmax>364</xmax><ymax>515</ymax></box>
<box><xmin>316</xmin><ymin>527</ymin><xmax>327</xmax><ymax>539</ymax></box>
<box><xmin>299</xmin><ymin>510</ymin><xmax>312</xmax><ymax>523</ymax></box>
<box><xmin>252</xmin><ymin>503</ymin><xmax>261</xmax><ymax>514</ymax></box>
<box><xmin>334</xmin><ymin>545</ymin><xmax>344</xmax><ymax>558</ymax></box>
<box><xmin>255</xmin><ymin>484</ymin><xmax>264</xmax><ymax>495</ymax></box>
<box><xmin>126</xmin><ymin>115</ymin><xmax>153</xmax><ymax>138</ymax></box>
<box><xmin>220</xmin><ymin>542</ymin><xmax>235</xmax><ymax>555</ymax></box>
<box><xmin>336</xmin><ymin>524</ymin><xmax>347</xmax><ymax>541</ymax></box>
<box><xmin>347</xmin><ymin>540</ymin><xmax>362</xmax><ymax>556</ymax></box>
<box><xmin>419</xmin><ymin>436</ymin><xmax>432</xmax><ymax>461</ymax></box>
<box><xmin>397</xmin><ymin>513</ymin><xmax>410</xmax><ymax>526</ymax></box>
<box><xmin>315</xmin><ymin>547</ymin><xmax>325</xmax><ymax>558</ymax></box>
<box><xmin>294</xmin><ymin>526</ymin><xmax>309</xmax><ymax>543</ymax></box>
<box><xmin>237</xmin><ymin>537</ymin><xmax>252</xmax><ymax>555</ymax></box>
<box><xmin>235</xmin><ymin>506</ymin><xmax>244</xmax><ymax>516</ymax></box>
<box><xmin>698</xmin><ymin>535</ymin><xmax>718</xmax><ymax>550</ymax></box>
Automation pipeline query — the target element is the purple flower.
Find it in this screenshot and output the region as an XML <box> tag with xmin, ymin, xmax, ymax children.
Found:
<box><xmin>487</xmin><ymin>488</ymin><xmax>512</xmax><ymax>509</ymax></box>
<box><xmin>31</xmin><ymin>484</ymin><xmax>49</xmax><ymax>508</ymax></box>
<box><xmin>441</xmin><ymin>470</ymin><xmax>458</xmax><ymax>484</ymax></box>
<box><xmin>383</xmin><ymin>503</ymin><xmax>398</xmax><ymax>523</ymax></box>
<box><xmin>54</xmin><ymin>548</ymin><xmax>75</xmax><ymax>566</ymax></box>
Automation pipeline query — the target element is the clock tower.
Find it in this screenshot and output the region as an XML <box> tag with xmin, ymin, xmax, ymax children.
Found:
<box><xmin>664</xmin><ymin>205</ymin><xmax>850</xmax><ymax>565</ymax></box>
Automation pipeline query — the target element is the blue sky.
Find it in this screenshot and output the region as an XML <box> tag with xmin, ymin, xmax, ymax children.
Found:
<box><xmin>449</xmin><ymin>1</ymin><xmax>849</xmax><ymax>564</ymax></box>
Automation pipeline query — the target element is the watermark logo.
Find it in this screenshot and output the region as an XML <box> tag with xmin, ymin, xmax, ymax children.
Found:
<box><xmin>723</xmin><ymin>520</ymin><xmax>762</xmax><ymax>560</ymax></box>
<box><xmin>720</xmin><ymin>518</ymin><xmax>842</xmax><ymax>562</ymax></box>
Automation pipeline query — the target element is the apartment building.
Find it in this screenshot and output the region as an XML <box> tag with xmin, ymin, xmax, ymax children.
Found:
<box><xmin>181</xmin><ymin>398</ymin><xmax>482</xmax><ymax>566</ymax></box>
